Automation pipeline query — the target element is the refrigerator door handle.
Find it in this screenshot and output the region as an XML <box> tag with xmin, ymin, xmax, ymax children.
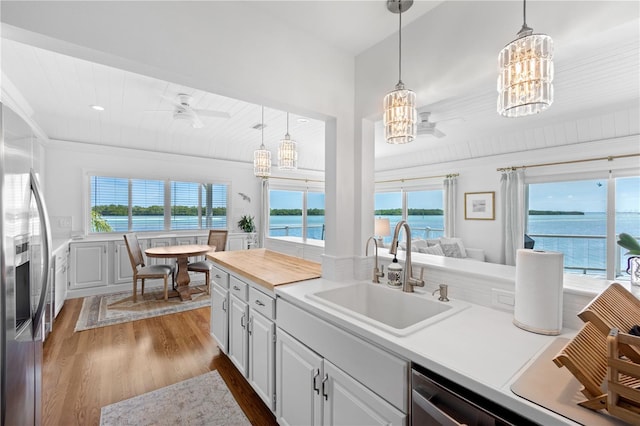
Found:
<box><xmin>30</xmin><ymin>169</ymin><xmax>52</xmax><ymax>335</ymax></box>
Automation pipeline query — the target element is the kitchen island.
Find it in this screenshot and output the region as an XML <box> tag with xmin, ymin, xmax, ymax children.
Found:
<box><xmin>207</xmin><ymin>249</ymin><xmax>627</xmax><ymax>425</ymax></box>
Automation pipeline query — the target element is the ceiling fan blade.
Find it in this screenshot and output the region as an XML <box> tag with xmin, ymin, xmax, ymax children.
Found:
<box><xmin>194</xmin><ymin>109</ymin><xmax>230</xmax><ymax>119</ymax></box>
<box><xmin>433</xmin><ymin>128</ymin><xmax>446</xmax><ymax>138</ymax></box>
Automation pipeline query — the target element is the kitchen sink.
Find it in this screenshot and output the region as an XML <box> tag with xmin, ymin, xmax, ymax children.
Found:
<box><xmin>306</xmin><ymin>282</ymin><xmax>468</xmax><ymax>336</ymax></box>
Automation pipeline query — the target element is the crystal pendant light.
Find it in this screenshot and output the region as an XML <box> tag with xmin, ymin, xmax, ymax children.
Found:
<box><xmin>384</xmin><ymin>0</ymin><xmax>417</xmax><ymax>144</ymax></box>
<box><xmin>278</xmin><ymin>112</ymin><xmax>298</xmax><ymax>170</ymax></box>
<box><xmin>253</xmin><ymin>106</ymin><xmax>271</xmax><ymax>177</ymax></box>
<box><xmin>497</xmin><ymin>0</ymin><xmax>554</xmax><ymax>117</ymax></box>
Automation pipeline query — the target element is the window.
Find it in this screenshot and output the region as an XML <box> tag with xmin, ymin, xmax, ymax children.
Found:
<box><xmin>306</xmin><ymin>192</ymin><xmax>325</xmax><ymax>241</ymax></box>
<box><xmin>527</xmin><ymin>175</ymin><xmax>640</xmax><ymax>279</ymax></box>
<box><xmin>406</xmin><ymin>190</ymin><xmax>444</xmax><ymax>240</ymax></box>
<box><xmin>268</xmin><ymin>189</ymin><xmax>325</xmax><ymax>242</ymax></box>
<box><xmin>269</xmin><ymin>190</ymin><xmax>303</xmax><ymax>238</ymax></box>
<box><xmin>374</xmin><ymin>189</ymin><xmax>444</xmax><ymax>245</ymax></box>
<box><xmin>90</xmin><ymin>176</ymin><xmax>228</xmax><ymax>233</ymax></box>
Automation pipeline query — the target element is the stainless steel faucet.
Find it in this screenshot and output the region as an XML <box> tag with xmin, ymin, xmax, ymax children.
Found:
<box><xmin>388</xmin><ymin>220</ymin><xmax>425</xmax><ymax>293</ymax></box>
<box><xmin>365</xmin><ymin>237</ymin><xmax>384</xmax><ymax>283</ymax></box>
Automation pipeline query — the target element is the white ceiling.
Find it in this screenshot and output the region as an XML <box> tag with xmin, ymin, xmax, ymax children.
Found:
<box><xmin>1</xmin><ymin>1</ymin><xmax>639</xmax><ymax>173</ymax></box>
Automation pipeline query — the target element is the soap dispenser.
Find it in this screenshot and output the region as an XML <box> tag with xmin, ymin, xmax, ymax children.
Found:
<box><xmin>387</xmin><ymin>253</ymin><xmax>403</xmax><ymax>289</ymax></box>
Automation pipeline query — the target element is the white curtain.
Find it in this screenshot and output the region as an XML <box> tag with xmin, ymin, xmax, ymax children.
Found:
<box><xmin>443</xmin><ymin>176</ymin><xmax>457</xmax><ymax>238</ymax></box>
<box><xmin>500</xmin><ymin>169</ymin><xmax>525</xmax><ymax>265</ymax></box>
<box><xmin>259</xmin><ymin>178</ymin><xmax>269</xmax><ymax>248</ymax></box>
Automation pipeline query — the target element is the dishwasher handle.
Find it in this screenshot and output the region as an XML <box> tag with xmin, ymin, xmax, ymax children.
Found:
<box><xmin>412</xmin><ymin>389</ymin><xmax>463</xmax><ymax>426</ymax></box>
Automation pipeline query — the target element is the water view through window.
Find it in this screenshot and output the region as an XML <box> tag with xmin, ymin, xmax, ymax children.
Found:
<box><xmin>90</xmin><ymin>176</ymin><xmax>228</xmax><ymax>233</ymax></box>
<box><xmin>528</xmin><ymin>177</ymin><xmax>640</xmax><ymax>278</ymax></box>
<box><xmin>269</xmin><ymin>190</ymin><xmax>325</xmax><ymax>241</ymax></box>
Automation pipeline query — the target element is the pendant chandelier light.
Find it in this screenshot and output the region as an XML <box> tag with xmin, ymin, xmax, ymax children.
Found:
<box><xmin>497</xmin><ymin>0</ymin><xmax>554</xmax><ymax>117</ymax></box>
<box><xmin>383</xmin><ymin>0</ymin><xmax>417</xmax><ymax>144</ymax></box>
<box><xmin>253</xmin><ymin>106</ymin><xmax>271</xmax><ymax>178</ymax></box>
<box><xmin>278</xmin><ymin>112</ymin><xmax>298</xmax><ymax>170</ymax></box>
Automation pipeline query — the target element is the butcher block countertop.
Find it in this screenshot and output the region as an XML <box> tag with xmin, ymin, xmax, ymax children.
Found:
<box><xmin>206</xmin><ymin>248</ymin><xmax>321</xmax><ymax>291</ymax></box>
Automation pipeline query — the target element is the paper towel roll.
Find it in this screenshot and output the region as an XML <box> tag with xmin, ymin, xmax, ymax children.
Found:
<box><xmin>513</xmin><ymin>249</ymin><xmax>564</xmax><ymax>335</ymax></box>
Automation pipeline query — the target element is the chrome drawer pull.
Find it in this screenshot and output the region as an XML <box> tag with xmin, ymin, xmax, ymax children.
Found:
<box><xmin>215</xmin><ymin>274</ymin><xmax>221</xmax><ymax>278</ymax></box>
<box><xmin>321</xmin><ymin>374</ymin><xmax>329</xmax><ymax>400</ymax></box>
<box><xmin>233</xmin><ymin>285</ymin><xmax>240</xmax><ymax>291</ymax></box>
<box><xmin>255</xmin><ymin>300</ymin><xmax>265</xmax><ymax>306</ymax></box>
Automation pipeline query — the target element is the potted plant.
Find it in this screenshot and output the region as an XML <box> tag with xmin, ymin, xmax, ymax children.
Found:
<box><xmin>617</xmin><ymin>232</ymin><xmax>640</xmax><ymax>286</ymax></box>
<box><xmin>237</xmin><ymin>215</ymin><xmax>255</xmax><ymax>233</ymax></box>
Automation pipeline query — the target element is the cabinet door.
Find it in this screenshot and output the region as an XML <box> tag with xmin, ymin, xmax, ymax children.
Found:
<box><xmin>228</xmin><ymin>294</ymin><xmax>249</xmax><ymax>377</ymax></box>
<box><xmin>69</xmin><ymin>242</ymin><xmax>109</xmax><ymax>289</ymax></box>
<box><xmin>112</xmin><ymin>240</ymin><xmax>134</xmax><ymax>284</ymax></box>
<box><xmin>211</xmin><ymin>283</ymin><xmax>229</xmax><ymax>354</ymax></box>
<box><xmin>322</xmin><ymin>360</ymin><xmax>406</xmax><ymax>426</ymax></box>
<box><xmin>249</xmin><ymin>310</ymin><xmax>275</xmax><ymax>410</ymax></box>
<box><xmin>276</xmin><ymin>328</ymin><xmax>322</xmax><ymax>426</ymax></box>
<box><xmin>54</xmin><ymin>252</ymin><xmax>68</xmax><ymax>317</ymax></box>
<box><xmin>227</xmin><ymin>234</ymin><xmax>246</xmax><ymax>251</ymax></box>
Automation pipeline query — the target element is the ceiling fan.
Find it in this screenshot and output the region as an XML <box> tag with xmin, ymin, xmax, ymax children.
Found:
<box><xmin>147</xmin><ymin>93</ymin><xmax>230</xmax><ymax>128</ymax></box>
<box><xmin>416</xmin><ymin>112</ymin><xmax>446</xmax><ymax>138</ymax></box>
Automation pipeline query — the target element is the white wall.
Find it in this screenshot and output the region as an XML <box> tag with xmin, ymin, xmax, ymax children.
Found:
<box><xmin>44</xmin><ymin>139</ymin><xmax>261</xmax><ymax>237</ymax></box>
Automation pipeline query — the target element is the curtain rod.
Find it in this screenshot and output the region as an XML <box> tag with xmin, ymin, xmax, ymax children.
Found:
<box><xmin>266</xmin><ymin>176</ymin><xmax>324</xmax><ymax>183</ymax></box>
<box><xmin>375</xmin><ymin>173</ymin><xmax>459</xmax><ymax>185</ymax></box>
<box><xmin>496</xmin><ymin>153</ymin><xmax>640</xmax><ymax>172</ymax></box>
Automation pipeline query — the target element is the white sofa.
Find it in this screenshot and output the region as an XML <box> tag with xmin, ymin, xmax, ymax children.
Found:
<box><xmin>397</xmin><ymin>237</ymin><xmax>485</xmax><ymax>262</ymax></box>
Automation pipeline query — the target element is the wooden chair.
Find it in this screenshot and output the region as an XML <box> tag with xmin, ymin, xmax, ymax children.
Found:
<box><xmin>187</xmin><ymin>230</ymin><xmax>228</xmax><ymax>294</ymax></box>
<box><xmin>123</xmin><ymin>233</ymin><xmax>174</xmax><ymax>302</ymax></box>
<box><xmin>578</xmin><ymin>282</ymin><xmax>640</xmax><ymax>362</ymax></box>
<box><xmin>607</xmin><ymin>328</ymin><xmax>640</xmax><ymax>424</ymax></box>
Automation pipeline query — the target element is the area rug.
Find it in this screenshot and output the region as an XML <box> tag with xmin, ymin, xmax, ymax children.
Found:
<box><xmin>74</xmin><ymin>283</ymin><xmax>210</xmax><ymax>332</ymax></box>
<box><xmin>100</xmin><ymin>370</ymin><xmax>250</xmax><ymax>426</ymax></box>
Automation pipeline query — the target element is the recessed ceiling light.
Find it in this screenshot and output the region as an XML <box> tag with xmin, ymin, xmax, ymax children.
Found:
<box><xmin>90</xmin><ymin>105</ymin><xmax>105</xmax><ymax>111</ymax></box>
<box><xmin>297</xmin><ymin>117</ymin><xmax>308</xmax><ymax>123</ymax></box>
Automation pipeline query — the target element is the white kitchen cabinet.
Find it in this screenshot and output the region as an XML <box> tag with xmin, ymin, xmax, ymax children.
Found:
<box><xmin>276</xmin><ymin>328</ymin><xmax>323</xmax><ymax>426</ymax></box>
<box><xmin>248</xmin><ymin>301</ymin><xmax>276</xmax><ymax>410</ymax></box>
<box><xmin>228</xmin><ymin>293</ymin><xmax>249</xmax><ymax>377</ymax></box>
<box><xmin>69</xmin><ymin>241</ymin><xmax>109</xmax><ymax>289</ymax></box>
<box><xmin>276</xmin><ymin>328</ymin><xmax>404</xmax><ymax>426</ymax></box>
<box><xmin>112</xmin><ymin>239</ymin><xmax>134</xmax><ymax>284</ymax></box>
<box><xmin>210</xmin><ymin>265</ymin><xmax>230</xmax><ymax>353</ymax></box>
<box><xmin>53</xmin><ymin>247</ymin><xmax>68</xmax><ymax>317</ymax></box>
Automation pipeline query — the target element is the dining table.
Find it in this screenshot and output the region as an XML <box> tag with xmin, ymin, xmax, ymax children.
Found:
<box><xmin>145</xmin><ymin>244</ymin><xmax>214</xmax><ymax>301</ymax></box>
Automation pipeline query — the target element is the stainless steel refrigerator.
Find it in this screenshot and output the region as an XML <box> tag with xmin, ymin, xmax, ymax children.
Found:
<box><xmin>1</xmin><ymin>103</ymin><xmax>52</xmax><ymax>425</ymax></box>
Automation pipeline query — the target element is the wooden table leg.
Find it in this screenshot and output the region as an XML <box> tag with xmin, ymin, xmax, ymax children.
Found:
<box><xmin>175</xmin><ymin>256</ymin><xmax>205</xmax><ymax>301</ymax></box>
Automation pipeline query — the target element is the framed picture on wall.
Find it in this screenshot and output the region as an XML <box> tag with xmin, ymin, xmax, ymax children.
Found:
<box><xmin>465</xmin><ymin>191</ymin><xmax>495</xmax><ymax>220</ymax></box>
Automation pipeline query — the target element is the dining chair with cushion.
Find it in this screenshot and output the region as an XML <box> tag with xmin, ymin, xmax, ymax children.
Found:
<box><xmin>124</xmin><ymin>233</ymin><xmax>175</xmax><ymax>302</ymax></box>
<box><xmin>188</xmin><ymin>230</ymin><xmax>228</xmax><ymax>294</ymax></box>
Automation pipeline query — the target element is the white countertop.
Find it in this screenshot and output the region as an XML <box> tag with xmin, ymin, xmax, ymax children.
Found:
<box><xmin>276</xmin><ymin>278</ymin><xmax>582</xmax><ymax>425</ymax></box>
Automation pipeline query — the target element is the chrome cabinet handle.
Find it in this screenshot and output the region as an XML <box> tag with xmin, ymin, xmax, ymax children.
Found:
<box><xmin>222</xmin><ymin>299</ymin><xmax>227</xmax><ymax>312</ymax></box>
<box><xmin>321</xmin><ymin>374</ymin><xmax>329</xmax><ymax>400</ymax></box>
<box><xmin>255</xmin><ymin>300</ymin><xmax>265</xmax><ymax>306</ymax></box>
<box><xmin>248</xmin><ymin>317</ymin><xmax>253</xmax><ymax>335</ymax></box>
<box><xmin>240</xmin><ymin>314</ymin><xmax>246</xmax><ymax>328</ymax></box>
<box><xmin>312</xmin><ymin>369</ymin><xmax>320</xmax><ymax>395</ymax></box>
<box><xmin>233</xmin><ymin>285</ymin><xmax>240</xmax><ymax>291</ymax></box>
<box><xmin>215</xmin><ymin>274</ymin><xmax>221</xmax><ymax>278</ymax></box>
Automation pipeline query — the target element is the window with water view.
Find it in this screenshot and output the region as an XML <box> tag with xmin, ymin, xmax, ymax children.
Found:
<box><xmin>527</xmin><ymin>176</ymin><xmax>640</xmax><ymax>279</ymax></box>
<box><xmin>90</xmin><ymin>176</ymin><xmax>228</xmax><ymax>233</ymax></box>
<box><xmin>375</xmin><ymin>189</ymin><xmax>444</xmax><ymax>245</ymax></box>
<box><xmin>269</xmin><ymin>189</ymin><xmax>325</xmax><ymax>241</ymax></box>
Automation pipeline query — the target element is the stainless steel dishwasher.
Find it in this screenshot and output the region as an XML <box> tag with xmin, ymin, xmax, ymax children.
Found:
<box><xmin>411</xmin><ymin>364</ymin><xmax>539</xmax><ymax>426</ymax></box>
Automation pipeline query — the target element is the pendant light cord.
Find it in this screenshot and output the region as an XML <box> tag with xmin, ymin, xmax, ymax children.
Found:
<box><xmin>261</xmin><ymin>106</ymin><xmax>265</xmax><ymax>148</ymax></box>
<box><xmin>522</xmin><ymin>0</ymin><xmax>527</xmax><ymax>27</ymax></box>
<box><xmin>398</xmin><ymin>1</ymin><xmax>403</xmax><ymax>84</ymax></box>
<box><xmin>286</xmin><ymin>112</ymin><xmax>290</xmax><ymax>136</ymax></box>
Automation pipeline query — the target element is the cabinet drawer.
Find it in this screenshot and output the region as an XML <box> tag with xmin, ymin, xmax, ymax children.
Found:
<box><xmin>230</xmin><ymin>275</ymin><xmax>248</xmax><ymax>300</ymax></box>
<box><xmin>249</xmin><ymin>287</ymin><xmax>275</xmax><ymax>319</ymax></box>
<box><xmin>211</xmin><ymin>265</ymin><xmax>229</xmax><ymax>289</ymax></box>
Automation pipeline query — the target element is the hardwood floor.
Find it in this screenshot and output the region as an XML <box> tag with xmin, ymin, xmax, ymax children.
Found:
<box><xmin>43</xmin><ymin>297</ymin><xmax>277</xmax><ymax>426</ymax></box>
